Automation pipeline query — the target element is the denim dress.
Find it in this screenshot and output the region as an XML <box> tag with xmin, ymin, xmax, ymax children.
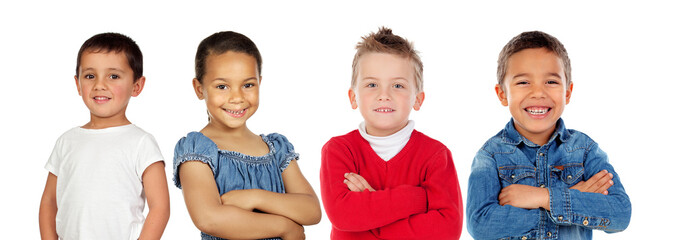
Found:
<box><xmin>466</xmin><ymin>119</ymin><xmax>631</xmax><ymax>240</ymax></box>
<box><xmin>173</xmin><ymin>132</ymin><xmax>299</xmax><ymax>240</ymax></box>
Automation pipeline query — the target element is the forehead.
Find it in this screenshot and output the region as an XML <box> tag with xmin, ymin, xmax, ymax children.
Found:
<box><xmin>204</xmin><ymin>51</ymin><xmax>259</xmax><ymax>77</ymax></box>
<box><xmin>506</xmin><ymin>48</ymin><xmax>564</xmax><ymax>78</ymax></box>
<box><xmin>357</xmin><ymin>53</ymin><xmax>415</xmax><ymax>80</ymax></box>
<box><xmin>79</xmin><ymin>50</ymin><xmax>130</xmax><ymax>70</ymax></box>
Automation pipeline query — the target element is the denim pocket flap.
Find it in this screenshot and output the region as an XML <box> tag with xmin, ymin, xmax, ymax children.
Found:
<box><xmin>552</xmin><ymin>163</ymin><xmax>584</xmax><ymax>184</ymax></box>
<box><xmin>498</xmin><ymin>166</ymin><xmax>536</xmax><ymax>184</ymax></box>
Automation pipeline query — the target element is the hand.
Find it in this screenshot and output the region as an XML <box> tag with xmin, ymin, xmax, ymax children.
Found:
<box><xmin>280</xmin><ymin>219</ymin><xmax>305</xmax><ymax>240</ymax></box>
<box><xmin>220</xmin><ymin>189</ymin><xmax>258</xmax><ymax>211</ymax></box>
<box><xmin>498</xmin><ymin>184</ymin><xmax>550</xmax><ymax>210</ymax></box>
<box><xmin>343</xmin><ymin>172</ymin><xmax>375</xmax><ymax>192</ymax></box>
<box><xmin>570</xmin><ymin>170</ymin><xmax>613</xmax><ymax>195</ymax></box>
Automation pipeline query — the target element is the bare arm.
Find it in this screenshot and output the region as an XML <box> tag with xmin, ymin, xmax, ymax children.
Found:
<box><xmin>138</xmin><ymin>161</ymin><xmax>170</xmax><ymax>240</ymax></box>
<box><xmin>39</xmin><ymin>173</ymin><xmax>58</xmax><ymax>240</ymax></box>
<box><xmin>179</xmin><ymin>161</ymin><xmax>304</xmax><ymax>239</ymax></box>
<box><xmin>220</xmin><ymin>160</ymin><xmax>321</xmax><ymax>225</ymax></box>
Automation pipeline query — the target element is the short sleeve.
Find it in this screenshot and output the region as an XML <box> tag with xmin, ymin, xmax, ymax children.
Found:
<box><xmin>45</xmin><ymin>135</ymin><xmax>65</xmax><ymax>176</ymax></box>
<box><xmin>173</xmin><ymin>132</ymin><xmax>219</xmax><ymax>189</ymax></box>
<box><xmin>266</xmin><ymin>133</ymin><xmax>299</xmax><ymax>172</ymax></box>
<box><xmin>135</xmin><ymin>133</ymin><xmax>165</xmax><ymax>181</ymax></box>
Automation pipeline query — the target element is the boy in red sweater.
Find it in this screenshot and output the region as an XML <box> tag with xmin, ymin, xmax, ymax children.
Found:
<box><xmin>320</xmin><ymin>27</ymin><xmax>463</xmax><ymax>239</ymax></box>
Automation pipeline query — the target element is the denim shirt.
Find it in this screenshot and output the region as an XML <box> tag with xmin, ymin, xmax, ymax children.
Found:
<box><xmin>466</xmin><ymin>119</ymin><xmax>631</xmax><ymax>240</ymax></box>
<box><xmin>173</xmin><ymin>132</ymin><xmax>299</xmax><ymax>240</ymax></box>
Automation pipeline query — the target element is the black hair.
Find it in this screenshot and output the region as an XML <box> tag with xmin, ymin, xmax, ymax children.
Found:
<box><xmin>76</xmin><ymin>32</ymin><xmax>143</xmax><ymax>81</ymax></box>
<box><xmin>195</xmin><ymin>31</ymin><xmax>262</xmax><ymax>82</ymax></box>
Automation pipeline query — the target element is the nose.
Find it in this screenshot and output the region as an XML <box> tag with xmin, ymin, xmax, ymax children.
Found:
<box><xmin>530</xmin><ymin>82</ymin><xmax>546</xmax><ymax>99</ymax></box>
<box><xmin>93</xmin><ymin>77</ymin><xmax>107</xmax><ymax>91</ymax></box>
<box><xmin>377</xmin><ymin>87</ymin><xmax>391</xmax><ymax>101</ymax></box>
<box><xmin>229</xmin><ymin>88</ymin><xmax>244</xmax><ymax>103</ymax></box>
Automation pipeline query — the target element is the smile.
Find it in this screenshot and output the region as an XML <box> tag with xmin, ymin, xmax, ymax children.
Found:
<box><xmin>94</xmin><ymin>96</ymin><xmax>110</xmax><ymax>100</ymax></box>
<box><xmin>374</xmin><ymin>108</ymin><xmax>394</xmax><ymax>113</ymax></box>
<box><xmin>224</xmin><ymin>108</ymin><xmax>247</xmax><ymax>117</ymax></box>
<box><xmin>525</xmin><ymin>107</ymin><xmax>550</xmax><ymax>115</ymax></box>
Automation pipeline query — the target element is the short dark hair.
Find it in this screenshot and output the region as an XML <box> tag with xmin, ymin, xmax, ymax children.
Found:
<box><xmin>194</xmin><ymin>31</ymin><xmax>262</xmax><ymax>83</ymax></box>
<box><xmin>76</xmin><ymin>32</ymin><xmax>143</xmax><ymax>81</ymax></box>
<box><xmin>497</xmin><ymin>31</ymin><xmax>571</xmax><ymax>87</ymax></box>
<box><xmin>352</xmin><ymin>27</ymin><xmax>423</xmax><ymax>92</ymax></box>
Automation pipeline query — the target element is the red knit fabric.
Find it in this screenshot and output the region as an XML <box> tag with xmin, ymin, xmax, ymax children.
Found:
<box><xmin>320</xmin><ymin>130</ymin><xmax>463</xmax><ymax>239</ymax></box>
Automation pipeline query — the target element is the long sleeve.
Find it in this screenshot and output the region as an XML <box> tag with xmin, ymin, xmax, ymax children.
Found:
<box><xmin>466</xmin><ymin>149</ymin><xmax>542</xmax><ymax>239</ymax></box>
<box><xmin>370</xmin><ymin>147</ymin><xmax>463</xmax><ymax>239</ymax></box>
<box><xmin>547</xmin><ymin>142</ymin><xmax>631</xmax><ymax>232</ymax></box>
<box><xmin>320</xmin><ymin>138</ymin><xmax>428</xmax><ymax>232</ymax></box>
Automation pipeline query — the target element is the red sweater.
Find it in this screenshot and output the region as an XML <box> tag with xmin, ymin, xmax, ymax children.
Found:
<box><xmin>320</xmin><ymin>130</ymin><xmax>463</xmax><ymax>239</ymax></box>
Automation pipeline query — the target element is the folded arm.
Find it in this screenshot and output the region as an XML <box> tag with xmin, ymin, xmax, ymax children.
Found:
<box><xmin>370</xmin><ymin>148</ymin><xmax>463</xmax><ymax>239</ymax></box>
<box><xmin>547</xmin><ymin>144</ymin><xmax>631</xmax><ymax>232</ymax></box>
<box><xmin>320</xmin><ymin>140</ymin><xmax>427</xmax><ymax>232</ymax></box>
<box><xmin>220</xmin><ymin>160</ymin><xmax>321</xmax><ymax>225</ymax></box>
<box><xmin>467</xmin><ymin>150</ymin><xmax>542</xmax><ymax>239</ymax></box>
<box><xmin>179</xmin><ymin>161</ymin><xmax>303</xmax><ymax>239</ymax></box>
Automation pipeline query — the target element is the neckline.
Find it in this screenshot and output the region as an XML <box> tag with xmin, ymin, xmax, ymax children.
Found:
<box><xmin>357</xmin><ymin>129</ymin><xmax>417</xmax><ymax>165</ymax></box>
<box><xmin>193</xmin><ymin>131</ymin><xmax>276</xmax><ymax>163</ymax></box>
<box><xmin>77</xmin><ymin>124</ymin><xmax>135</xmax><ymax>133</ymax></box>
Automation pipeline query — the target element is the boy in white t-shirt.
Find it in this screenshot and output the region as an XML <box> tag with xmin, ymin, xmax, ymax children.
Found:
<box><xmin>39</xmin><ymin>33</ymin><xmax>170</xmax><ymax>240</ymax></box>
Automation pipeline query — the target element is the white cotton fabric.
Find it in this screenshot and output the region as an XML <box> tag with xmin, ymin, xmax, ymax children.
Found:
<box><xmin>358</xmin><ymin>120</ymin><xmax>415</xmax><ymax>161</ymax></box>
<box><xmin>45</xmin><ymin>124</ymin><xmax>164</xmax><ymax>240</ymax></box>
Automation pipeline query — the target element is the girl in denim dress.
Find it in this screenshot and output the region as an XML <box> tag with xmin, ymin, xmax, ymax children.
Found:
<box><xmin>173</xmin><ymin>31</ymin><xmax>321</xmax><ymax>240</ymax></box>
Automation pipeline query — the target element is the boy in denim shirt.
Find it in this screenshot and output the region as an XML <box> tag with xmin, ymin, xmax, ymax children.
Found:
<box><xmin>466</xmin><ymin>31</ymin><xmax>631</xmax><ymax>239</ymax></box>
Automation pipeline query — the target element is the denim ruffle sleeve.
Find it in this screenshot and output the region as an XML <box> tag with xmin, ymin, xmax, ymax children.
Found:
<box><xmin>266</xmin><ymin>133</ymin><xmax>299</xmax><ymax>172</ymax></box>
<box><xmin>173</xmin><ymin>132</ymin><xmax>219</xmax><ymax>189</ymax></box>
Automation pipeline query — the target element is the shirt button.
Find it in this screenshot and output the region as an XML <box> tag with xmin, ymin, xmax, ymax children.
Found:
<box><xmin>511</xmin><ymin>174</ymin><xmax>516</xmax><ymax>179</ymax></box>
<box><xmin>583</xmin><ymin>218</ymin><xmax>589</xmax><ymax>226</ymax></box>
<box><xmin>558</xmin><ymin>215</ymin><xmax>563</xmax><ymax>221</ymax></box>
<box><xmin>521</xmin><ymin>237</ymin><xmax>527</xmax><ymax>240</ymax></box>
<box><xmin>540</xmin><ymin>184</ymin><xmax>545</xmax><ymax>188</ymax></box>
<box><xmin>547</xmin><ymin>232</ymin><xmax>552</xmax><ymax>237</ymax></box>
<box><xmin>567</xmin><ymin>175</ymin><xmax>573</xmax><ymax>180</ymax></box>
<box><xmin>539</xmin><ymin>152</ymin><xmax>544</xmax><ymax>156</ymax></box>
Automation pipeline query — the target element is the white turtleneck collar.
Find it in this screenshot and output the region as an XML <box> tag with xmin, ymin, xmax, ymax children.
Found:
<box><xmin>358</xmin><ymin>120</ymin><xmax>415</xmax><ymax>161</ymax></box>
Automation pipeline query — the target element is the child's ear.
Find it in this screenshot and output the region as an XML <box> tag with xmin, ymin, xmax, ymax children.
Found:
<box><xmin>193</xmin><ymin>78</ymin><xmax>205</xmax><ymax>100</ymax></box>
<box><xmin>348</xmin><ymin>88</ymin><xmax>358</xmax><ymax>109</ymax></box>
<box><xmin>565</xmin><ymin>81</ymin><xmax>574</xmax><ymax>104</ymax></box>
<box><xmin>131</xmin><ymin>76</ymin><xmax>146</xmax><ymax>97</ymax></box>
<box><xmin>413</xmin><ymin>91</ymin><xmax>425</xmax><ymax>111</ymax></box>
<box><xmin>74</xmin><ymin>75</ymin><xmax>82</xmax><ymax>96</ymax></box>
<box><xmin>495</xmin><ymin>84</ymin><xmax>508</xmax><ymax>106</ymax></box>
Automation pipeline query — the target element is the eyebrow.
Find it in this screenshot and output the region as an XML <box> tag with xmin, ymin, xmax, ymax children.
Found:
<box><xmin>362</xmin><ymin>76</ymin><xmax>409</xmax><ymax>81</ymax></box>
<box><xmin>512</xmin><ymin>72</ymin><xmax>562</xmax><ymax>79</ymax></box>
<box><xmin>81</xmin><ymin>67</ymin><xmax>126</xmax><ymax>72</ymax></box>
<box><xmin>212</xmin><ymin>76</ymin><xmax>258</xmax><ymax>82</ymax></box>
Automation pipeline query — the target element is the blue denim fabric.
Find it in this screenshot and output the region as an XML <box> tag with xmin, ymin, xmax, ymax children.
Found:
<box><xmin>173</xmin><ymin>132</ymin><xmax>299</xmax><ymax>240</ymax></box>
<box><xmin>467</xmin><ymin>119</ymin><xmax>631</xmax><ymax>240</ymax></box>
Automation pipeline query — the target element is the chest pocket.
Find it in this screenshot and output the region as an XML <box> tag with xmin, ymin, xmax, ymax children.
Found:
<box><xmin>498</xmin><ymin>166</ymin><xmax>536</xmax><ymax>187</ymax></box>
<box><xmin>550</xmin><ymin>163</ymin><xmax>584</xmax><ymax>186</ymax></box>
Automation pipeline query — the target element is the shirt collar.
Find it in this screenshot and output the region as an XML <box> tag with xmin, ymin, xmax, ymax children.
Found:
<box><xmin>502</xmin><ymin>118</ymin><xmax>570</xmax><ymax>147</ymax></box>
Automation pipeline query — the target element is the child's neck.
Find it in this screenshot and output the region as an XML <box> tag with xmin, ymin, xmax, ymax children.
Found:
<box><xmin>201</xmin><ymin>123</ymin><xmax>268</xmax><ymax>156</ymax></box>
<box><xmin>514</xmin><ymin>125</ymin><xmax>555</xmax><ymax>146</ymax></box>
<box><xmin>82</xmin><ymin>115</ymin><xmax>131</xmax><ymax>129</ymax></box>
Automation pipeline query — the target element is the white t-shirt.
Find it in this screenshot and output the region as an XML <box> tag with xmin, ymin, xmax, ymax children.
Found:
<box><xmin>45</xmin><ymin>124</ymin><xmax>164</xmax><ymax>240</ymax></box>
<box><xmin>358</xmin><ymin>120</ymin><xmax>415</xmax><ymax>161</ymax></box>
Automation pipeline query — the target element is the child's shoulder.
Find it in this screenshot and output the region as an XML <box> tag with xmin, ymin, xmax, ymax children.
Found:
<box><xmin>410</xmin><ymin>130</ymin><xmax>449</xmax><ymax>150</ymax></box>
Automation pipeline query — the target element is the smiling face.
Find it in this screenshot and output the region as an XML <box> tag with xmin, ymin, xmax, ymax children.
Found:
<box><xmin>193</xmin><ymin>51</ymin><xmax>260</xmax><ymax>131</ymax></box>
<box><xmin>76</xmin><ymin>50</ymin><xmax>144</xmax><ymax>129</ymax></box>
<box><xmin>349</xmin><ymin>53</ymin><xmax>425</xmax><ymax>137</ymax></box>
<box><xmin>496</xmin><ymin>47</ymin><xmax>573</xmax><ymax>145</ymax></box>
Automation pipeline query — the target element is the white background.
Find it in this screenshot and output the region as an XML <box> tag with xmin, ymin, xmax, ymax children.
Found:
<box><xmin>1</xmin><ymin>1</ymin><xmax>672</xmax><ymax>239</ymax></box>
